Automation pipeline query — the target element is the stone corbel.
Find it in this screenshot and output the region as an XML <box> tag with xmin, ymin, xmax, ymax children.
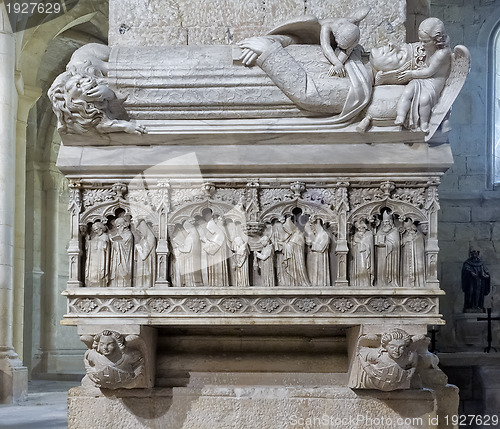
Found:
<box><xmin>347</xmin><ymin>324</ymin><xmax>439</xmax><ymax>391</ymax></box>
<box><xmin>78</xmin><ymin>325</ymin><xmax>156</xmax><ymax>390</ymax></box>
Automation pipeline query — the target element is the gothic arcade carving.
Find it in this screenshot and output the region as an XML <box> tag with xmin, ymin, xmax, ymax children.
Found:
<box><xmin>69</xmin><ymin>178</ymin><xmax>440</xmax><ymax>290</ymax></box>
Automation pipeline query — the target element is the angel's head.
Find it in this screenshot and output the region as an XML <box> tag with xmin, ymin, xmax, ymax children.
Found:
<box><xmin>93</xmin><ymin>330</ymin><xmax>126</xmax><ymax>360</ymax></box>
<box><xmin>381</xmin><ymin>328</ymin><xmax>412</xmax><ymax>360</ymax></box>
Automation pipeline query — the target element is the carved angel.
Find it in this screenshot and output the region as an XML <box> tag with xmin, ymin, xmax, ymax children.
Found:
<box><xmin>357</xmin><ymin>18</ymin><xmax>470</xmax><ymax>139</ymax></box>
<box><xmin>81</xmin><ymin>330</ymin><xmax>145</xmax><ymax>389</ymax></box>
<box><xmin>351</xmin><ymin>328</ymin><xmax>418</xmax><ymax>391</ymax></box>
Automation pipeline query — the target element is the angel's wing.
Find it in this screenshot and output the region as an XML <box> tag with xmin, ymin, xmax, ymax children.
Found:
<box><xmin>80</xmin><ymin>334</ymin><xmax>94</xmax><ymax>349</ymax></box>
<box><xmin>267</xmin><ymin>15</ymin><xmax>321</xmax><ymax>44</ymax></box>
<box><xmin>346</xmin><ymin>6</ymin><xmax>371</xmax><ymax>26</ymax></box>
<box><xmin>356</xmin><ymin>333</ymin><xmax>380</xmax><ymax>349</ymax></box>
<box><xmin>426</xmin><ymin>45</ymin><xmax>471</xmax><ymax>142</ymax></box>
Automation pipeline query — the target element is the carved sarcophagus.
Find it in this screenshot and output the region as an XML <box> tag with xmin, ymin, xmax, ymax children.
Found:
<box><xmin>52</xmin><ymin>11</ymin><xmax>466</xmax><ymax>422</ymax></box>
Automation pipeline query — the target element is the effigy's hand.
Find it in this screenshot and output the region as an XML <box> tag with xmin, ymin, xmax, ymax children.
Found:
<box><xmin>328</xmin><ymin>64</ymin><xmax>346</xmax><ymax>78</ymax></box>
<box><xmin>238</xmin><ymin>37</ymin><xmax>276</xmax><ymax>66</ymax></box>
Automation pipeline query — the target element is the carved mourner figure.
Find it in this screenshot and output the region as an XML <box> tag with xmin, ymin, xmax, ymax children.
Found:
<box><xmin>401</xmin><ymin>221</ymin><xmax>426</xmax><ymax>288</ymax></box>
<box><xmin>305</xmin><ymin>218</ymin><xmax>330</xmax><ymax>286</ymax></box>
<box><xmin>199</xmin><ymin>216</ymin><xmax>230</xmax><ymax>287</ymax></box>
<box><xmin>232</xmin><ymin>236</ymin><xmax>250</xmax><ymax>287</ymax></box>
<box><xmin>83</xmin><ymin>330</ymin><xmax>144</xmax><ymax>389</ymax></box>
<box><xmin>172</xmin><ymin>220</ymin><xmax>203</xmax><ymax>287</ymax></box>
<box><xmin>462</xmin><ymin>250</ymin><xmax>491</xmax><ymax>312</ymax></box>
<box><xmin>85</xmin><ymin>221</ymin><xmax>110</xmax><ymax>287</ymax></box>
<box><xmin>281</xmin><ymin>217</ymin><xmax>310</xmax><ymax>287</ymax></box>
<box><xmin>350</xmin><ymin>220</ymin><xmax>374</xmax><ymax>288</ymax></box>
<box><xmin>356</xmin><ymin>328</ymin><xmax>418</xmax><ymax>391</ymax></box>
<box><xmin>375</xmin><ymin>211</ymin><xmax>400</xmax><ymax>287</ymax></box>
<box><xmin>109</xmin><ymin>217</ymin><xmax>134</xmax><ymax>287</ymax></box>
<box><xmin>134</xmin><ymin>220</ymin><xmax>156</xmax><ymax>288</ymax></box>
<box><xmin>255</xmin><ymin>235</ymin><xmax>275</xmax><ymax>287</ymax></box>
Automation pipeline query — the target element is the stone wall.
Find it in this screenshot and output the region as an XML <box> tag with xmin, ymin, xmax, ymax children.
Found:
<box><xmin>433</xmin><ymin>0</ymin><xmax>500</xmax><ymax>419</ymax></box>
<box><xmin>109</xmin><ymin>0</ymin><xmax>406</xmax><ymax>50</ymax></box>
<box><xmin>431</xmin><ymin>0</ymin><xmax>500</xmax><ymax>350</ymax></box>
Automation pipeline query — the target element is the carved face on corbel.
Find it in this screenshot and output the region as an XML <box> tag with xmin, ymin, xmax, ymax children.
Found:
<box><xmin>97</xmin><ymin>335</ymin><xmax>119</xmax><ymax>359</ymax></box>
<box><xmin>384</xmin><ymin>338</ymin><xmax>407</xmax><ymax>360</ymax></box>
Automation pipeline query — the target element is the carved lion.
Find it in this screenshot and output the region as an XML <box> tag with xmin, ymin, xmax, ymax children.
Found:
<box><xmin>48</xmin><ymin>43</ymin><xmax>146</xmax><ymax>135</ymax></box>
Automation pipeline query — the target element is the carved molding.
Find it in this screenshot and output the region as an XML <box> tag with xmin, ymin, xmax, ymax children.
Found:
<box><xmin>67</xmin><ymin>293</ymin><xmax>439</xmax><ymax>318</ymax></box>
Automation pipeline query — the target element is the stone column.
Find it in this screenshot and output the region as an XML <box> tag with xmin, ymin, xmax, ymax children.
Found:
<box><xmin>0</xmin><ymin>3</ymin><xmax>28</xmax><ymax>404</ymax></box>
<box><xmin>13</xmin><ymin>81</ymin><xmax>42</xmax><ymax>361</ymax></box>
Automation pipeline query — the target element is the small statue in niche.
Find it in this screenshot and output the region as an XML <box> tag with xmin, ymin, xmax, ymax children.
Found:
<box><xmin>198</xmin><ymin>215</ymin><xmax>230</xmax><ymax>287</ymax></box>
<box><xmin>375</xmin><ymin>211</ymin><xmax>400</xmax><ymax>287</ymax></box>
<box><xmin>85</xmin><ymin>221</ymin><xmax>110</xmax><ymax>287</ymax></box>
<box><xmin>231</xmin><ymin>236</ymin><xmax>250</xmax><ymax>287</ymax></box>
<box><xmin>305</xmin><ymin>217</ymin><xmax>331</xmax><ymax>286</ymax></box>
<box><xmin>349</xmin><ymin>220</ymin><xmax>374</xmax><ymax>288</ymax></box>
<box><xmin>133</xmin><ymin>220</ymin><xmax>156</xmax><ymax>288</ymax></box>
<box><xmin>82</xmin><ymin>330</ymin><xmax>144</xmax><ymax>389</ymax></box>
<box><xmin>394</xmin><ymin>18</ymin><xmax>452</xmax><ymax>133</ymax></box>
<box><xmin>401</xmin><ymin>220</ymin><xmax>426</xmax><ymax>288</ymax></box>
<box><xmin>462</xmin><ymin>250</ymin><xmax>491</xmax><ymax>313</ymax></box>
<box><xmin>355</xmin><ymin>328</ymin><xmax>418</xmax><ymax>391</ymax></box>
<box><xmin>254</xmin><ymin>235</ymin><xmax>275</xmax><ymax>287</ymax></box>
<box><xmin>171</xmin><ymin>220</ymin><xmax>203</xmax><ymax>287</ymax></box>
<box><xmin>280</xmin><ymin>217</ymin><xmax>311</xmax><ymax>287</ymax></box>
<box><xmin>109</xmin><ymin>217</ymin><xmax>134</xmax><ymax>287</ymax></box>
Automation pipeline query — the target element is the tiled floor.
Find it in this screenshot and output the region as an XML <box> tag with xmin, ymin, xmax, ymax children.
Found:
<box><xmin>0</xmin><ymin>380</ymin><xmax>79</xmax><ymax>429</ymax></box>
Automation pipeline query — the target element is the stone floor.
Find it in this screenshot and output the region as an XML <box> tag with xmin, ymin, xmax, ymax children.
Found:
<box><xmin>0</xmin><ymin>380</ymin><xmax>80</xmax><ymax>429</ymax></box>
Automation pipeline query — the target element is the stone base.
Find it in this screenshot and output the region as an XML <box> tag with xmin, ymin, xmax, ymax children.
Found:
<box><xmin>68</xmin><ymin>373</ymin><xmax>458</xmax><ymax>429</ymax></box>
<box><xmin>454</xmin><ymin>313</ymin><xmax>499</xmax><ymax>349</ymax></box>
<box><xmin>0</xmin><ymin>348</ymin><xmax>28</xmax><ymax>404</ymax></box>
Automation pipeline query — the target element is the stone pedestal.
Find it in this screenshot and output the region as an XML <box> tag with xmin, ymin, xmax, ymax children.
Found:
<box><xmin>0</xmin><ymin>349</ymin><xmax>28</xmax><ymax>404</ymax></box>
<box><xmin>68</xmin><ymin>373</ymin><xmax>458</xmax><ymax>429</ymax></box>
<box><xmin>454</xmin><ymin>313</ymin><xmax>499</xmax><ymax>349</ymax></box>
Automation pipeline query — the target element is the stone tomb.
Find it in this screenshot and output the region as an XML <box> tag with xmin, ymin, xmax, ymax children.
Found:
<box><xmin>51</xmin><ymin>4</ymin><xmax>469</xmax><ymax>428</ymax></box>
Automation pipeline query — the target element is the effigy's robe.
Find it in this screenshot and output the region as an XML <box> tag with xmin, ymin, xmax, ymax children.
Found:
<box><xmin>109</xmin><ymin>45</ymin><xmax>351</xmax><ymax>121</ymax></box>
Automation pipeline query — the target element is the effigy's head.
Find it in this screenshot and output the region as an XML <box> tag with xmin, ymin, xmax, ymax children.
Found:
<box><xmin>418</xmin><ymin>17</ymin><xmax>449</xmax><ymax>49</ymax></box>
<box><xmin>370</xmin><ymin>43</ymin><xmax>410</xmax><ymax>72</ymax></box>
